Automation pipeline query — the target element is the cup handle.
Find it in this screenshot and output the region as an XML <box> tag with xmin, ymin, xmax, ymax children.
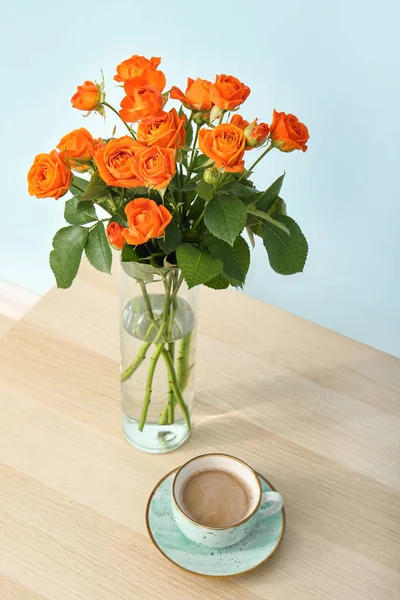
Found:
<box><xmin>260</xmin><ymin>491</ymin><xmax>283</xmax><ymax>517</ymax></box>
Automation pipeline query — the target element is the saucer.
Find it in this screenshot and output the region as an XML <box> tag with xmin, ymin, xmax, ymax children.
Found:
<box><xmin>146</xmin><ymin>468</ymin><xmax>285</xmax><ymax>577</ymax></box>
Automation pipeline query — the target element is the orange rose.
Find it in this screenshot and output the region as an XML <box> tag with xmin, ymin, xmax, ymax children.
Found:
<box><xmin>57</xmin><ymin>128</ymin><xmax>95</xmax><ymax>172</ymax></box>
<box><xmin>210</xmin><ymin>75</ymin><xmax>250</xmax><ymax>110</ymax></box>
<box><xmin>198</xmin><ymin>124</ymin><xmax>246</xmax><ymax>173</ymax></box>
<box><xmin>122</xmin><ymin>198</ymin><xmax>172</xmax><ymax>245</ymax></box>
<box><xmin>170</xmin><ymin>78</ymin><xmax>212</xmax><ymax>111</ymax></box>
<box><xmin>71</xmin><ymin>81</ymin><xmax>101</xmax><ymax>111</ymax></box>
<box><xmin>137</xmin><ymin>108</ymin><xmax>186</xmax><ymax>149</ymax></box>
<box><xmin>132</xmin><ymin>146</ymin><xmax>176</xmax><ymax>190</ymax></box>
<box><xmin>27</xmin><ymin>150</ymin><xmax>72</xmax><ymax>200</ymax></box>
<box><xmin>120</xmin><ymin>72</ymin><xmax>165</xmax><ymax>122</ymax></box>
<box><xmin>106</xmin><ymin>222</ymin><xmax>125</xmax><ymax>250</ymax></box>
<box><xmin>114</xmin><ymin>55</ymin><xmax>161</xmax><ymax>83</ymax></box>
<box><xmin>94</xmin><ymin>136</ymin><xmax>144</xmax><ymax>188</ymax></box>
<box><xmin>269</xmin><ymin>109</ymin><xmax>309</xmax><ymax>152</ymax></box>
<box><xmin>124</xmin><ymin>69</ymin><xmax>166</xmax><ymax>94</ymax></box>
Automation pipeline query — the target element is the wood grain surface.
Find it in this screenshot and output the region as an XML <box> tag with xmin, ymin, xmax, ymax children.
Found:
<box><xmin>0</xmin><ymin>260</ymin><xmax>399</xmax><ymax>599</ymax></box>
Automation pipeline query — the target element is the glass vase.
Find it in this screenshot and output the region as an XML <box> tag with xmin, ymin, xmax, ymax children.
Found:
<box><xmin>119</xmin><ymin>259</ymin><xmax>198</xmax><ymax>453</ymax></box>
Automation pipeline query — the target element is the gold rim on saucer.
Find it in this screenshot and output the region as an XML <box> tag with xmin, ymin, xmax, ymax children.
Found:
<box><xmin>145</xmin><ymin>466</ymin><xmax>286</xmax><ymax>578</ymax></box>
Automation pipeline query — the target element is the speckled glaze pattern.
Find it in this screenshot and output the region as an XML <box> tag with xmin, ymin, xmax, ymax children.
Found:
<box><xmin>172</xmin><ymin>504</ymin><xmax>258</xmax><ymax>548</ymax></box>
<box><xmin>146</xmin><ymin>469</ymin><xmax>285</xmax><ymax>577</ymax></box>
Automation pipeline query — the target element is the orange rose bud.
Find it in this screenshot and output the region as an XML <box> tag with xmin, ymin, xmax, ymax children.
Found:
<box><xmin>132</xmin><ymin>146</ymin><xmax>176</xmax><ymax>190</ymax></box>
<box><xmin>230</xmin><ymin>114</ymin><xmax>249</xmax><ymax>130</ymax></box>
<box><xmin>57</xmin><ymin>128</ymin><xmax>95</xmax><ymax>172</ymax></box>
<box><xmin>210</xmin><ymin>75</ymin><xmax>250</xmax><ymax>110</ymax></box>
<box><xmin>27</xmin><ymin>150</ymin><xmax>72</xmax><ymax>200</ymax></box>
<box><xmin>71</xmin><ymin>81</ymin><xmax>101</xmax><ymax>112</ymax></box>
<box><xmin>93</xmin><ymin>137</ymin><xmax>106</xmax><ymax>152</ymax></box>
<box><xmin>230</xmin><ymin>115</ymin><xmax>269</xmax><ymax>149</ymax></box>
<box><xmin>94</xmin><ymin>136</ymin><xmax>144</xmax><ymax>188</ymax></box>
<box><xmin>198</xmin><ymin>124</ymin><xmax>246</xmax><ymax>173</ymax></box>
<box><xmin>170</xmin><ymin>78</ymin><xmax>212</xmax><ymax>111</ymax></box>
<box><xmin>114</xmin><ymin>55</ymin><xmax>161</xmax><ymax>83</ymax></box>
<box><xmin>269</xmin><ymin>109</ymin><xmax>309</xmax><ymax>152</ymax></box>
<box><xmin>122</xmin><ymin>198</ymin><xmax>172</xmax><ymax>245</ymax></box>
<box><xmin>244</xmin><ymin>120</ymin><xmax>270</xmax><ymax>148</ymax></box>
<box><xmin>106</xmin><ymin>222</ymin><xmax>125</xmax><ymax>250</ymax></box>
<box><xmin>120</xmin><ymin>73</ymin><xmax>165</xmax><ymax>122</ymax></box>
<box><xmin>137</xmin><ymin>108</ymin><xmax>186</xmax><ymax>149</ymax></box>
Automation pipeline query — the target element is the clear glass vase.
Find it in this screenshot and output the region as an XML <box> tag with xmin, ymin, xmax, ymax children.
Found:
<box><xmin>119</xmin><ymin>259</ymin><xmax>198</xmax><ymax>453</ymax></box>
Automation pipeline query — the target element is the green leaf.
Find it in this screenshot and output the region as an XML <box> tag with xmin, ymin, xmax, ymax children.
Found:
<box><xmin>195</xmin><ymin>180</ymin><xmax>214</xmax><ymax>201</ymax></box>
<box><xmin>176</xmin><ymin>244</ymin><xmax>223</xmax><ymax>289</ymax></box>
<box><xmin>262</xmin><ymin>215</ymin><xmax>308</xmax><ymax>275</ymax></box>
<box><xmin>193</xmin><ymin>154</ymin><xmax>211</xmax><ymax>171</ymax></box>
<box><xmin>124</xmin><ymin>186</ymin><xmax>153</xmax><ymax>200</ymax></box>
<box><xmin>221</xmin><ymin>181</ymin><xmax>260</xmax><ymax>200</ymax></box>
<box><xmin>49</xmin><ymin>226</ymin><xmax>88</xmax><ymax>289</ymax></box>
<box><xmin>182</xmin><ymin>182</ymin><xmax>197</xmax><ymax>192</ymax></box>
<box><xmin>69</xmin><ymin>175</ymin><xmax>89</xmax><ymax>195</ymax></box>
<box><xmin>204</xmin><ymin>193</ymin><xmax>247</xmax><ymax>246</ymax></box>
<box><xmin>246</xmin><ymin>204</ymin><xmax>290</xmax><ymax>235</ymax></box>
<box><xmin>80</xmin><ymin>171</ymin><xmax>107</xmax><ymax>201</ymax></box>
<box><xmin>205</xmin><ymin>274</ymin><xmax>230</xmax><ymax>290</ymax></box>
<box><xmin>64</xmin><ymin>197</ymin><xmax>97</xmax><ymax>225</ymax></box>
<box><xmin>121</xmin><ymin>244</ymin><xmax>140</xmax><ymax>262</ymax></box>
<box><xmin>257</xmin><ymin>174</ymin><xmax>285</xmax><ymax>212</ymax></box>
<box><xmin>268</xmin><ymin>196</ymin><xmax>287</xmax><ymax>217</ymax></box>
<box><xmin>178</xmin><ymin>105</ymin><xmax>184</xmax><ymax>118</ymax></box>
<box><xmin>84</xmin><ymin>222</ymin><xmax>112</xmax><ymax>274</ymax></box>
<box><xmin>204</xmin><ymin>234</ymin><xmax>250</xmax><ymax>287</ymax></box>
<box><xmin>158</xmin><ymin>222</ymin><xmax>182</xmax><ymax>254</ymax></box>
<box><xmin>185</xmin><ymin>120</ymin><xmax>194</xmax><ymax>147</ymax></box>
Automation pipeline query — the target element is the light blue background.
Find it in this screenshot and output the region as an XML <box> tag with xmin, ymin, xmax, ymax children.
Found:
<box><xmin>1</xmin><ymin>1</ymin><xmax>399</xmax><ymax>356</ymax></box>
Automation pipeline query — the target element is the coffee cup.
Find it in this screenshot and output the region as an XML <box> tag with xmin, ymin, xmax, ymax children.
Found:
<box><xmin>172</xmin><ymin>453</ymin><xmax>283</xmax><ymax>548</ymax></box>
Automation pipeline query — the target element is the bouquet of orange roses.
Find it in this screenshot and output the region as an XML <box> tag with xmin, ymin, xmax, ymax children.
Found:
<box><xmin>28</xmin><ymin>54</ymin><xmax>309</xmax><ymax>448</ymax></box>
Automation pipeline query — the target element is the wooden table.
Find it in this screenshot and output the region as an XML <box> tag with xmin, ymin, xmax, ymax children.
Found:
<box><xmin>1</xmin><ymin>262</ymin><xmax>399</xmax><ymax>600</ymax></box>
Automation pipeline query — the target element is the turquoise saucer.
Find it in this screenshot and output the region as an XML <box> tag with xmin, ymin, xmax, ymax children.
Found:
<box><xmin>146</xmin><ymin>468</ymin><xmax>285</xmax><ymax>577</ymax></box>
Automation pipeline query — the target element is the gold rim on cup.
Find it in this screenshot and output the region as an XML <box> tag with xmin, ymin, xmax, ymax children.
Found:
<box><xmin>171</xmin><ymin>452</ymin><xmax>263</xmax><ymax>530</ymax></box>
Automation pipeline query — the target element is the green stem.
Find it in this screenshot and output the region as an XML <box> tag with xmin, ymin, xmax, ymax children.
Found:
<box><xmin>159</xmin><ymin>271</ymin><xmax>184</xmax><ymax>425</ymax></box>
<box><xmin>138</xmin><ymin>343</ymin><xmax>165</xmax><ymax>430</ymax></box>
<box><xmin>161</xmin><ymin>348</ymin><xmax>191</xmax><ymax>430</ymax></box>
<box><xmin>169</xmin><ymin>189</ymin><xmax>182</xmax><ymax>227</ymax></box>
<box><xmin>103</xmin><ymin>101</ymin><xmax>137</xmax><ymax>139</ymax></box>
<box><xmin>192</xmin><ymin>207</ymin><xmax>206</xmax><ymax>230</ymax></box>
<box><xmin>185</xmin><ymin>125</ymin><xmax>200</xmax><ymax>183</ymax></box>
<box><xmin>178</xmin><ymin>163</ymin><xmax>184</xmax><ymax>187</ymax></box>
<box><xmin>238</xmin><ymin>143</ymin><xmax>274</xmax><ymax>181</ymax></box>
<box><xmin>120</xmin><ymin>272</ymin><xmax>181</xmax><ymax>385</ymax></box>
<box><xmin>121</xmin><ymin>339</ymin><xmax>152</xmax><ymax>383</ymax></box>
<box><xmin>186</xmin><ymin>110</ymin><xmax>194</xmax><ymax>133</ymax></box>
<box><xmin>107</xmin><ymin>190</ymin><xmax>117</xmax><ymax>213</ymax></box>
<box><xmin>167</xmin><ymin>342</ymin><xmax>175</xmax><ymax>423</ymax></box>
<box><xmin>137</xmin><ymin>276</ymin><xmax>172</xmax><ymax>430</ymax></box>
<box><xmin>140</xmin><ymin>281</ymin><xmax>155</xmax><ymax>321</ymax></box>
<box><xmin>164</xmin><ymin>276</ymin><xmax>176</xmax><ymax>424</ymax></box>
<box><xmin>177</xmin><ymin>332</ymin><xmax>193</xmax><ymax>393</ymax></box>
<box><xmin>159</xmin><ymin>402</ymin><xmax>170</xmax><ymax>426</ymax></box>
